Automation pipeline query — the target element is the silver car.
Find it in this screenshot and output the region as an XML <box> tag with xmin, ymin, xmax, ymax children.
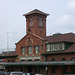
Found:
<box><xmin>10</xmin><ymin>72</ymin><xmax>23</xmax><ymax>75</ymax></box>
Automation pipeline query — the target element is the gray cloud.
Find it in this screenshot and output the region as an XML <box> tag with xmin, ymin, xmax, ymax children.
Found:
<box><xmin>67</xmin><ymin>0</ymin><xmax>75</xmax><ymax>14</ymax></box>
<box><xmin>56</xmin><ymin>15</ymin><xmax>75</xmax><ymax>28</ymax></box>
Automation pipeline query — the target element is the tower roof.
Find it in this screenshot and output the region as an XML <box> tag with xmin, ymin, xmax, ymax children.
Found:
<box><xmin>23</xmin><ymin>9</ymin><xmax>49</xmax><ymax>16</ymax></box>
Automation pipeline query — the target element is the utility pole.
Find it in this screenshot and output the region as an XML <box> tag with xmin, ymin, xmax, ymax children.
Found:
<box><xmin>7</xmin><ymin>32</ymin><xmax>9</xmax><ymax>54</ymax></box>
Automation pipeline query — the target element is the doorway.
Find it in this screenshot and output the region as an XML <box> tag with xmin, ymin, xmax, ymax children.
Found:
<box><xmin>28</xmin><ymin>66</ymin><xmax>32</xmax><ymax>73</ymax></box>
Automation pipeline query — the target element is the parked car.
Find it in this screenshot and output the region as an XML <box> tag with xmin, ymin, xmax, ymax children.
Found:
<box><xmin>35</xmin><ymin>74</ymin><xmax>43</xmax><ymax>75</ymax></box>
<box><xmin>10</xmin><ymin>72</ymin><xmax>23</xmax><ymax>75</ymax></box>
<box><xmin>5</xmin><ymin>72</ymin><xmax>10</xmax><ymax>75</ymax></box>
<box><xmin>26</xmin><ymin>73</ymin><xmax>35</xmax><ymax>75</ymax></box>
<box><xmin>0</xmin><ymin>71</ymin><xmax>5</xmax><ymax>75</ymax></box>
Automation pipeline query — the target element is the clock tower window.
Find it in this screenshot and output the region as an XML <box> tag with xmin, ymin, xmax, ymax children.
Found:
<box><xmin>28</xmin><ymin>28</ymin><xmax>31</xmax><ymax>32</ymax></box>
<box><xmin>39</xmin><ymin>17</ymin><xmax>43</xmax><ymax>27</ymax></box>
<box><xmin>30</xmin><ymin>17</ymin><xmax>33</xmax><ymax>26</ymax></box>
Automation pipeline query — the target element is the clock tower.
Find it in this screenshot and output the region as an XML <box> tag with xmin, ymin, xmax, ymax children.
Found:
<box><xmin>23</xmin><ymin>9</ymin><xmax>49</xmax><ymax>37</ymax></box>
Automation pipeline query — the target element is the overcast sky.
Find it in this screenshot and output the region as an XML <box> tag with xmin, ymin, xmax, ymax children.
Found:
<box><xmin>0</xmin><ymin>0</ymin><xmax>75</xmax><ymax>52</ymax></box>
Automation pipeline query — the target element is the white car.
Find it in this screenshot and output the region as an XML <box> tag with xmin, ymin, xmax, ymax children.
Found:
<box><xmin>10</xmin><ymin>72</ymin><xmax>23</xmax><ymax>75</ymax></box>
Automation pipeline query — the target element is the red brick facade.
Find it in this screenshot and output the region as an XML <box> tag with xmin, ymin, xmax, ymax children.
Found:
<box><xmin>1</xmin><ymin>9</ymin><xmax>75</xmax><ymax>74</ymax></box>
<box><xmin>41</xmin><ymin>53</ymin><xmax>75</xmax><ymax>61</ymax></box>
<box><xmin>16</xmin><ymin>33</ymin><xmax>46</xmax><ymax>62</ymax></box>
<box><xmin>25</xmin><ymin>14</ymin><xmax>46</xmax><ymax>37</ymax></box>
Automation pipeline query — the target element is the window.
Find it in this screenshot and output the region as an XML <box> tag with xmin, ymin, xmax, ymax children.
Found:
<box><xmin>54</xmin><ymin>44</ymin><xmax>58</xmax><ymax>51</ymax></box>
<box><xmin>21</xmin><ymin>60</ymin><xmax>25</xmax><ymax>62</ymax></box>
<box><xmin>28</xmin><ymin>28</ymin><xmax>31</xmax><ymax>32</ymax></box>
<box><xmin>50</xmin><ymin>44</ymin><xmax>54</xmax><ymax>51</ymax></box>
<box><xmin>71</xmin><ymin>58</ymin><xmax>75</xmax><ymax>61</ymax></box>
<box><xmin>59</xmin><ymin>43</ymin><xmax>64</xmax><ymax>50</ymax></box>
<box><xmin>8</xmin><ymin>60</ymin><xmax>10</xmax><ymax>62</ymax></box>
<box><xmin>30</xmin><ymin>17</ymin><xmax>33</xmax><ymax>26</ymax></box>
<box><xmin>62</xmin><ymin>58</ymin><xmax>65</xmax><ymax>61</ymax></box>
<box><xmin>12</xmin><ymin>60</ymin><xmax>14</xmax><ymax>62</ymax></box>
<box><xmin>39</xmin><ymin>17</ymin><xmax>43</xmax><ymax>27</ymax></box>
<box><xmin>35</xmin><ymin>59</ymin><xmax>40</xmax><ymax>61</ymax></box>
<box><xmin>22</xmin><ymin>47</ymin><xmax>26</xmax><ymax>55</ymax></box>
<box><xmin>41</xmin><ymin>45</ymin><xmax>43</xmax><ymax>51</ymax></box>
<box><xmin>46</xmin><ymin>43</ymin><xmax>64</xmax><ymax>52</ymax></box>
<box><xmin>51</xmin><ymin>58</ymin><xmax>55</xmax><ymax>61</ymax></box>
<box><xmin>28</xmin><ymin>46</ymin><xmax>33</xmax><ymax>54</ymax></box>
<box><xmin>35</xmin><ymin>45</ymin><xmax>39</xmax><ymax>54</ymax></box>
<box><xmin>28</xmin><ymin>59</ymin><xmax>32</xmax><ymax>61</ymax></box>
<box><xmin>46</xmin><ymin>44</ymin><xmax>50</xmax><ymax>51</ymax></box>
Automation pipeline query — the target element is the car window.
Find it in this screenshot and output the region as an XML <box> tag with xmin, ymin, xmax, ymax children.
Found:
<box><xmin>23</xmin><ymin>73</ymin><xmax>25</xmax><ymax>75</ymax></box>
<box><xmin>12</xmin><ymin>73</ymin><xmax>23</xmax><ymax>75</ymax></box>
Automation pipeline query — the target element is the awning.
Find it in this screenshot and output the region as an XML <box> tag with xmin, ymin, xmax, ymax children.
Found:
<box><xmin>0</xmin><ymin>61</ymin><xmax>75</xmax><ymax>66</ymax></box>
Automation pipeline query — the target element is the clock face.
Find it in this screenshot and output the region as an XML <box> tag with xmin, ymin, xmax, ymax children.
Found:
<box><xmin>30</xmin><ymin>17</ymin><xmax>33</xmax><ymax>26</ymax></box>
<box><xmin>39</xmin><ymin>17</ymin><xmax>43</xmax><ymax>27</ymax></box>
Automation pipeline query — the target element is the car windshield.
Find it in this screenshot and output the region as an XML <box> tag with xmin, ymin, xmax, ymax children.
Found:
<box><xmin>12</xmin><ymin>73</ymin><xmax>23</xmax><ymax>75</ymax></box>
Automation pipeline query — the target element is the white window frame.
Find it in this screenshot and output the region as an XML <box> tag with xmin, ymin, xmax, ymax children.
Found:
<box><xmin>35</xmin><ymin>45</ymin><xmax>39</xmax><ymax>54</ymax></box>
<box><xmin>28</xmin><ymin>46</ymin><xmax>33</xmax><ymax>54</ymax></box>
<box><xmin>22</xmin><ymin>47</ymin><xmax>26</xmax><ymax>55</ymax></box>
<box><xmin>30</xmin><ymin>17</ymin><xmax>33</xmax><ymax>26</ymax></box>
<box><xmin>46</xmin><ymin>44</ymin><xmax>50</xmax><ymax>51</ymax></box>
<box><xmin>59</xmin><ymin>43</ymin><xmax>64</xmax><ymax>50</ymax></box>
<box><xmin>50</xmin><ymin>44</ymin><xmax>54</xmax><ymax>51</ymax></box>
<box><xmin>46</xmin><ymin>43</ymin><xmax>64</xmax><ymax>52</ymax></box>
<box><xmin>39</xmin><ymin>17</ymin><xmax>43</xmax><ymax>27</ymax></box>
<box><xmin>54</xmin><ymin>44</ymin><xmax>59</xmax><ymax>51</ymax></box>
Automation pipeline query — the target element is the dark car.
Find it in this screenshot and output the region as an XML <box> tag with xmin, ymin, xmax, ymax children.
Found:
<box><xmin>0</xmin><ymin>71</ymin><xmax>5</xmax><ymax>75</ymax></box>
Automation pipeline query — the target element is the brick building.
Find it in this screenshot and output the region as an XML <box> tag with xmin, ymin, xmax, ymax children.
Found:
<box><xmin>0</xmin><ymin>9</ymin><xmax>75</xmax><ymax>74</ymax></box>
<box><xmin>16</xmin><ymin>9</ymin><xmax>48</xmax><ymax>62</ymax></box>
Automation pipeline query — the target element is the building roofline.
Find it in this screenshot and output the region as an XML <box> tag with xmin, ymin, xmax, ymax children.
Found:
<box><xmin>0</xmin><ymin>61</ymin><xmax>75</xmax><ymax>66</ymax></box>
<box><xmin>23</xmin><ymin>9</ymin><xmax>49</xmax><ymax>16</ymax></box>
<box><xmin>0</xmin><ymin>55</ymin><xmax>18</xmax><ymax>59</ymax></box>
<box><xmin>42</xmin><ymin>51</ymin><xmax>75</xmax><ymax>56</ymax></box>
<box><xmin>15</xmin><ymin>32</ymin><xmax>45</xmax><ymax>45</ymax></box>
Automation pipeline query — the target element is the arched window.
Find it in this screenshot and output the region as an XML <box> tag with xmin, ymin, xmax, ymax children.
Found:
<box><xmin>30</xmin><ymin>17</ymin><xmax>33</xmax><ymax>26</ymax></box>
<box><xmin>12</xmin><ymin>60</ymin><xmax>14</xmax><ymax>62</ymax></box>
<box><xmin>71</xmin><ymin>57</ymin><xmax>75</xmax><ymax>61</ymax></box>
<box><xmin>39</xmin><ymin>17</ymin><xmax>43</xmax><ymax>27</ymax></box>
<box><xmin>28</xmin><ymin>46</ymin><xmax>33</xmax><ymax>54</ymax></box>
<box><xmin>8</xmin><ymin>60</ymin><xmax>10</xmax><ymax>62</ymax></box>
<box><xmin>51</xmin><ymin>58</ymin><xmax>55</xmax><ymax>61</ymax></box>
<box><xmin>35</xmin><ymin>45</ymin><xmax>39</xmax><ymax>54</ymax></box>
<box><xmin>22</xmin><ymin>47</ymin><xmax>26</xmax><ymax>55</ymax></box>
<box><xmin>62</xmin><ymin>58</ymin><xmax>65</xmax><ymax>61</ymax></box>
<box><xmin>28</xmin><ymin>28</ymin><xmax>31</xmax><ymax>32</ymax></box>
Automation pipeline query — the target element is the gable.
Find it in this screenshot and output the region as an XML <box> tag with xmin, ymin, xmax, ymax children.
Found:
<box><xmin>16</xmin><ymin>33</ymin><xmax>45</xmax><ymax>47</ymax></box>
